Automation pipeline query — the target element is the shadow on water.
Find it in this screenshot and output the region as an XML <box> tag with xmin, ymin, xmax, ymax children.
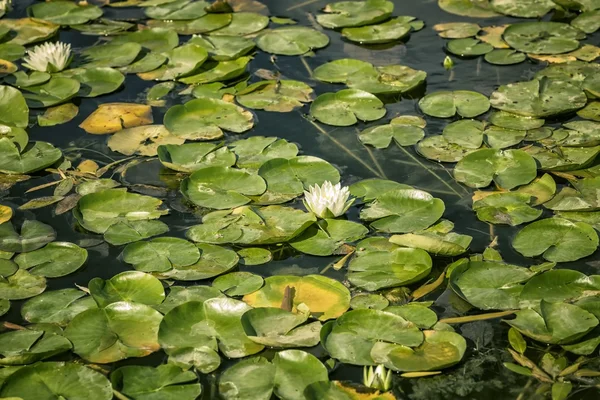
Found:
<box><xmin>2</xmin><ymin>0</ymin><xmax>600</xmax><ymax>399</ymax></box>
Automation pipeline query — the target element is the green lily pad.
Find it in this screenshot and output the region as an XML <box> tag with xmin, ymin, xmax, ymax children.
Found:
<box><xmin>111</xmin><ymin>28</ymin><xmax>179</xmax><ymax>53</ymax></box>
<box><xmin>360</xmin><ymin>188</ymin><xmax>445</xmax><ymax>233</ymax></box>
<box><xmin>443</xmin><ymin>119</ymin><xmax>485</xmax><ymax>149</ymax></box>
<box><xmin>488</xmin><ymin>110</ymin><xmax>544</xmax><ymax>131</ymax></box>
<box><xmin>111</xmin><ymin>364</ymin><xmax>201</xmax><ymax>400</ymax></box>
<box><xmin>82</xmin><ymin>42</ymin><xmax>142</xmax><ymax>68</ymax></box>
<box><xmin>1</xmin><ymin>138</ymin><xmax>61</xmax><ymax>169</ymax></box>
<box><xmin>241</xmin><ymin>307</ymin><xmax>321</xmax><ymax>348</ymax></box>
<box><xmin>243</xmin><ymin>275</ymin><xmax>350</xmax><ymax>321</ymax></box>
<box><xmin>0</xmin><ymin>220</ymin><xmax>55</xmax><ymax>253</ymax></box>
<box><xmin>0</xmin><ymin>18</ymin><xmax>59</xmax><ymax>46</ymax></box>
<box><xmin>350</xmin><ymin>179</ymin><xmax>413</xmax><ymax>202</ymax></box>
<box><xmin>74</xmin><ymin>188</ymin><xmax>168</xmax><ymax>235</ymax></box>
<box><xmin>37</xmin><ymin>103</ymin><xmax>79</xmax><ymax>127</ymax></box>
<box><xmin>506</xmin><ymin>301</ymin><xmax>598</xmax><ymax>345</ymax></box>
<box><xmin>524</xmin><ymin>145</ymin><xmax>600</xmax><ymax>171</ymax></box>
<box><xmin>29</xmin><ymin>2</ymin><xmax>103</xmax><ymax>25</ymax></box>
<box><xmin>147</xmin><ymin>14</ymin><xmax>232</xmax><ymax>35</ymax></box>
<box><xmin>55</xmin><ymin>67</ymin><xmax>124</xmax><ymax>98</ymax></box>
<box><xmin>189</xmin><ymin>34</ymin><xmax>255</xmax><ymax>61</ymax></box>
<box><xmin>503</xmin><ymin>22</ymin><xmax>584</xmax><ymax>55</ymax></box>
<box><xmin>419</xmin><ymin>90</ymin><xmax>490</xmax><ymax>118</ymax></box>
<box><xmin>89</xmin><ymin>271</ymin><xmax>165</xmax><ymax>308</ymax></box>
<box><xmin>552</xmin><ymin>0</ymin><xmax>600</xmax><ymax>11</ymax></box>
<box><xmin>350</xmin><ymin>293</ymin><xmax>390</xmax><ymax>310</ymax></box>
<box><xmin>342</xmin><ymin>17</ymin><xmax>415</xmax><ymax>44</ymax></box>
<box><xmin>164</xmin><ymin>97</ymin><xmax>253</xmax><ymax>140</ymax></box>
<box><xmin>145</xmin><ymin>0</ymin><xmax>208</xmax><ymax>20</ymax></box>
<box><xmin>0</xmin><ymin>86</ymin><xmax>29</xmax><ymax>128</ymax></box>
<box><xmin>21</xmin><ymin>288</ymin><xmax>96</xmax><ymax>326</ymax></box>
<box><xmin>157</xmin><ymin>243</ymin><xmax>239</xmax><ymax>281</ymax></box>
<box><xmin>272</xmin><ymin>350</ymin><xmax>329</xmax><ymax>400</ymax></box>
<box><xmin>417</xmin><ymin>135</ymin><xmax>478</xmax><ymax>162</ymax></box>
<box><xmin>359</xmin><ymin>121</ymin><xmax>425</xmax><ymax>149</ymax></box>
<box><xmin>371</xmin><ymin>330</ymin><xmax>467</xmax><ymax>371</ymax></box>
<box><xmin>0</xmin><ymin>43</ymin><xmax>26</xmax><ymax>61</ymax></box>
<box><xmin>22</xmin><ymin>77</ymin><xmax>80</xmax><ymax>108</ymax></box>
<box><xmin>490</xmin><ymin>0</ymin><xmax>556</xmax><ymax>17</ymax></box>
<box><xmin>473</xmin><ymin>192</ymin><xmax>542</xmax><ymax>226</ymax></box>
<box><xmin>450</xmin><ymin>260</ymin><xmax>535</xmax><ymax>310</ymax></box>
<box><xmin>310</xmin><ymin>89</ymin><xmax>386</xmax><ymax>126</ymax></box>
<box><xmin>103</xmin><ymin>220</ymin><xmax>170</xmax><ymax>246</ymax></box>
<box><xmin>534</xmin><ymin>61</ymin><xmax>600</xmax><ymax>98</ymax></box>
<box><xmin>256</xmin><ymin>27</ymin><xmax>329</xmax><ymax>56</ymax></box>
<box><xmin>14</xmin><ymin>242</ymin><xmax>87</xmax><ymax>278</ymax></box>
<box><xmin>513</xmin><ymin>217</ymin><xmax>598</xmax><ymax>262</ymax></box>
<box><xmin>389</xmin><ymin>220</ymin><xmax>473</xmax><ymax>256</ymax></box>
<box><xmin>347</xmin><ymin>65</ymin><xmax>427</xmax><ymax>95</ymax></box>
<box><xmin>181</xmin><ymin>166</ymin><xmax>266</xmax><ymax>209</ymax></box>
<box><xmin>484</xmin><ymin>126</ymin><xmax>526</xmax><ymax>148</ymax></box>
<box><xmin>317</xmin><ymin>0</ymin><xmax>394</xmax><ymax>29</ymax></box>
<box><xmin>519</xmin><ymin>269</ymin><xmax>600</xmax><ymax>308</ymax></box>
<box><xmin>64</xmin><ymin>301</ymin><xmax>163</xmax><ymax>363</ymax></box>
<box><xmin>490</xmin><ymin>79</ymin><xmax>587</xmax><ymax>118</ymax></box>
<box><xmin>218</xmin><ymin>357</ymin><xmax>275</xmax><ymax>400</ymax></box>
<box><xmin>447</xmin><ymin>38</ymin><xmax>493</xmax><ymax>56</ymax></box>
<box><xmin>119</xmin><ymin>52</ymin><xmax>168</xmax><ymax>75</ymax></box>
<box><xmin>313</xmin><ymin>58</ymin><xmax>376</xmax><ymax>83</ymax></box>
<box><xmin>230</xmin><ymin>136</ymin><xmax>299</xmax><ymax>170</ymax></box>
<box><xmin>454</xmin><ymin>148</ymin><xmax>537</xmax><ymax>189</ymax></box>
<box><xmin>138</xmin><ymin>44</ymin><xmax>209</xmax><ymax>81</ymax></box>
<box><xmin>208</xmin><ymin>12</ymin><xmax>269</xmax><ymax>36</ymax></box>
<box><xmin>385</xmin><ymin>304</ymin><xmax>438</xmax><ymax>329</ymax></box>
<box><xmin>236</xmin><ymin>80</ymin><xmax>314</xmax><ymax>112</ymax></box>
<box><xmin>571</xmin><ymin>10</ymin><xmax>600</xmax><ymax>34</ymax></box>
<box><xmin>434</xmin><ymin>22</ymin><xmax>481</xmax><ymax>39</ymax></box>
<box><xmin>578</xmin><ymin>101</ymin><xmax>600</xmax><ymax>122</ymax></box>
<box><xmin>348</xmin><ymin>244</ymin><xmax>432</xmax><ymax>291</ymax></box>
<box><xmin>158</xmin><ymin>298</ymin><xmax>264</xmax><ymax>372</ymax></box>
<box><xmin>438</xmin><ymin>0</ymin><xmax>501</xmax><ymax>17</ymax></box>
<box><xmin>484</xmin><ymin>49</ymin><xmax>527</xmax><ymax>65</ymax></box>
<box><xmin>156</xmin><ymin>285</ymin><xmax>224</xmax><ymax>314</ymax></box>
<box><xmin>0</xmin><ymin>330</ymin><xmax>71</xmax><ymax>366</ymax></box>
<box><xmin>187</xmin><ymin>205</ymin><xmax>315</xmax><ymax>245</ymax></box>
<box><xmin>158</xmin><ymin>143</ymin><xmax>235</xmax><ymax>173</ymax></box>
<box><xmin>237</xmin><ymin>248</ymin><xmax>272</xmax><ymax>266</ymax></box>
<box><xmin>0</xmin><ymin>269</ymin><xmax>46</xmax><ymax>300</ymax></box>
<box><xmin>289</xmin><ymin>219</ymin><xmax>368</xmax><ymax>256</ymax></box>
<box><xmin>70</xmin><ymin>18</ymin><xmax>135</xmax><ymax>36</ymax></box>
<box><xmin>213</xmin><ymin>272</ymin><xmax>264</xmax><ymax>296</ymax></box>
<box><xmin>0</xmin><ymin>362</ymin><xmax>112</xmax><ymax>400</ymax></box>
<box><xmin>253</xmin><ymin>156</ymin><xmax>340</xmax><ymax>204</ymax></box>
<box><xmin>123</xmin><ymin>237</ymin><xmax>200</xmax><ymax>273</ymax></box>
<box><xmin>322</xmin><ymin>308</ymin><xmax>423</xmax><ymax>365</ymax></box>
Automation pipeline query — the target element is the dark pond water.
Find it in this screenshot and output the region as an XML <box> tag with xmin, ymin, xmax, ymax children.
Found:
<box><xmin>2</xmin><ymin>0</ymin><xmax>600</xmax><ymax>399</ymax></box>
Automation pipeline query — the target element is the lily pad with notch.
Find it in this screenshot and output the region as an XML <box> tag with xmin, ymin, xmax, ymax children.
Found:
<box><xmin>317</xmin><ymin>0</ymin><xmax>394</xmax><ymax>29</ymax></box>
<box><xmin>490</xmin><ymin>0</ymin><xmax>556</xmax><ymax>18</ymax></box>
<box><xmin>158</xmin><ymin>142</ymin><xmax>236</xmax><ymax>173</ymax></box>
<box><xmin>310</xmin><ymin>89</ymin><xmax>386</xmax><ymax>127</ymax></box>
<box><xmin>473</xmin><ymin>192</ymin><xmax>542</xmax><ymax>226</ymax></box>
<box><xmin>289</xmin><ymin>219</ymin><xmax>368</xmax><ymax>256</ymax></box>
<box><xmin>503</xmin><ymin>22</ymin><xmax>585</xmax><ymax>55</ymax></box>
<box><xmin>359</xmin><ymin>188</ymin><xmax>445</xmax><ymax>233</ymax></box>
<box><xmin>0</xmin><ymin>220</ymin><xmax>55</xmax><ymax>253</ymax></box>
<box><xmin>111</xmin><ymin>364</ymin><xmax>201</xmax><ymax>400</ymax></box>
<box><xmin>454</xmin><ymin>148</ymin><xmax>537</xmax><ymax>189</ymax></box>
<box><xmin>419</xmin><ymin>90</ymin><xmax>490</xmax><ymax>118</ymax></box>
<box><xmin>256</xmin><ymin>27</ymin><xmax>329</xmax><ymax>56</ymax></box>
<box><xmin>0</xmin><ymin>329</ymin><xmax>72</xmax><ymax>366</ymax></box>
<box><xmin>230</xmin><ymin>136</ymin><xmax>299</xmax><ymax>170</ymax></box>
<box><xmin>241</xmin><ymin>307</ymin><xmax>321</xmax><ymax>348</ymax></box>
<box><xmin>88</xmin><ymin>271</ymin><xmax>165</xmax><ymax>308</ymax></box>
<box><xmin>342</xmin><ymin>17</ymin><xmax>417</xmax><ymax>44</ymax></box>
<box><xmin>14</xmin><ymin>242</ymin><xmax>87</xmax><ymax>278</ymax></box>
<box><xmin>21</xmin><ymin>288</ymin><xmax>97</xmax><ymax>326</ymax></box>
<box><xmin>512</xmin><ymin>217</ymin><xmax>598</xmax><ymax>262</ymax></box>
<box><xmin>22</xmin><ymin>77</ymin><xmax>80</xmax><ymax>108</ymax></box>
<box><xmin>389</xmin><ymin>220</ymin><xmax>472</xmax><ymax>256</ymax></box>
<box><xmin>236</xmin><ymin>80</ymin><xmax>314</xmax><ymax>112</ymax></box>
<box><xmin>189</xmin><ymin>34</ymin><xmax>255</xmax><ymax>61</ymax></box>
<box><xmin>145</xmin><ymin>0</ymin><xmax>209</xmax><ymax>20</ymax></box>
<box><xmin>164</xmin><ymin>97</ymin><xmax>253</xmax><ymax>140</ymax></box>
<box><xmin>208</xmin><ymin>12</ymin><xmax>269</xmax><ymax>36</ymax></box>
<box><xmin>157</xmin><ymin>243</ymin><xmax>239</xmax><ymax>281</ymax></box>
<box><xmin>29</xmin><ymin>1</ymin><xmax>103</xmax><ymax>25</ymax></box>
<box><xmin>123</xmin><ymin>237</ymin><xmax>200</xmax><ymax>273</ymax></box>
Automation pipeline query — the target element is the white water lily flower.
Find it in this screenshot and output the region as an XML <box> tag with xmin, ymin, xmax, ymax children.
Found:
<box><xmin>23</xmin><ymin>42</ymin><xmax>72</xmax><ymax>73</ymax></box>
<box><xmin>303</xmin><ymin>181</ymin><xmax>354</xmax><ymax>219</ymax></box>
<box><xmin>363</xmin><ymin>365</ymin><xmax>392</xmax><ymax>391</ymax></box>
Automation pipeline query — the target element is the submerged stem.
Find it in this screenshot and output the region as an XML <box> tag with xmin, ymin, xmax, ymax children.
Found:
<box><xmin>397</xmin><ymin>146</ymin><xmax>464</xmax><ymax>198</ymax></box>
<box><xmin>306</xmin><ymin>118</ymin><xmax>383</xmax><ymax>178</ymax></box>
<box><xmin>287</xmin><ymin>0</ymin><xmax>323</xmax><ymax>11</ymax></box>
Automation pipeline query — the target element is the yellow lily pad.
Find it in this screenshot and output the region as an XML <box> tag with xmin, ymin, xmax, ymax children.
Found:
<box><xmin>79</xmin><ymin>103</ymin><xmax>153</xmax><ymax>134</ymax></box>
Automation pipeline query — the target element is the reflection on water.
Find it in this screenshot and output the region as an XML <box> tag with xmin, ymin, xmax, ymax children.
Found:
<box><xmin>4</xmin><ymin>0</ymin><xmax>600</xmax><ymax>399</ymax></box>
